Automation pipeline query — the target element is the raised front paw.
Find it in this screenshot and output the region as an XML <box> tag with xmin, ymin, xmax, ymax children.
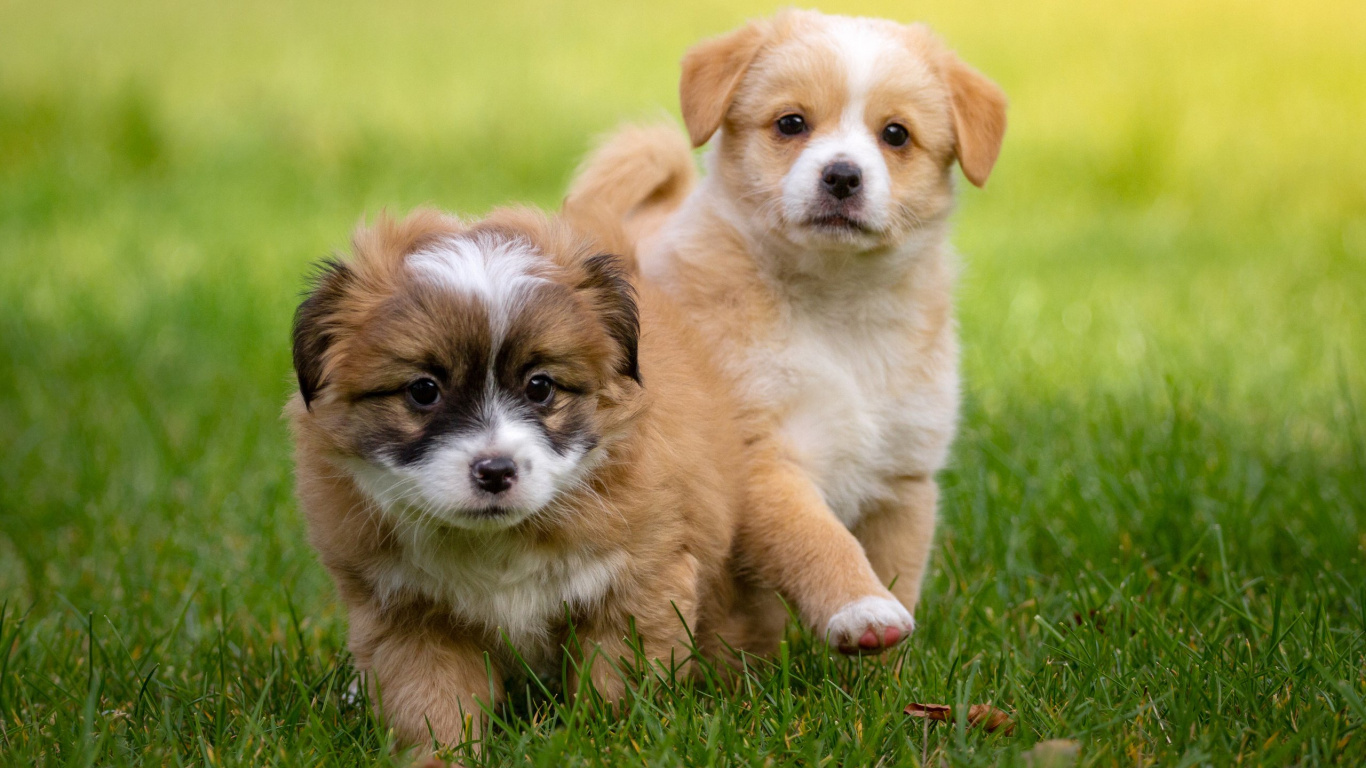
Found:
<box><xmin>825</xmin><ymin>595</ymin><xmax>916</xmax><ymax>655</ymax></box>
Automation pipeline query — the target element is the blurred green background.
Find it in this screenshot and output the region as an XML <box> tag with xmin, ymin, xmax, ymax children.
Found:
<box><xmin>1</xmin><ymin>0</ymin><xmax>1363</xmax><ymax>765</ymax></box>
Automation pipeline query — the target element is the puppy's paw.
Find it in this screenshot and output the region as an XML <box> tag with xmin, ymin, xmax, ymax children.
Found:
<box><xmin>825</xmin><ymin>596</ymin><xmax>915</xmax><ymax>655</ymax></box>
<box><xmin>410</xmin><ymin>755</ymin><xmax>467</xmax><ymax>768</ymax></box>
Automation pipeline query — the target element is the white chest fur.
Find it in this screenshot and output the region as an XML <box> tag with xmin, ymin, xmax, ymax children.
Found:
<box><xmin>373</xmin><ymin>533</ymin><xmax>626</xmax><ymax>662</ymax></box>
<box><xmin>737</xmin><ymin>297</ymin><xmax>959</xmax><ymax>528</ymax></box>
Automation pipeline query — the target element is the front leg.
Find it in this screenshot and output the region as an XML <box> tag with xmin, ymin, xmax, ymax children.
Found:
<box><xmin>738</xmin><ymin>441</ymin><xmax>915</xmax><ymax>654</ymax></box>
<box><xmin>572</xmin><ymin>554</ymin><xmax>702</xmax><ymax>702</ymax></box>
<box><xmin>853</xmin><ymin>475</ymin><xmax>938</xmax><ymax>623</ymax></box>
<box><xmin>349</xmin><ymin>606</ymin><xmax>503</xmax><ymax>752</ymax></box>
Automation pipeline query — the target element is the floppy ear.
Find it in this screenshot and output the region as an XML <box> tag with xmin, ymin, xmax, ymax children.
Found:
<box><xmin>942</xmin><ymin>55</ymin><xmax>1007</xmax><ymax>187</ymax></box>
<box><xmin>292</xmin><ymin>259</ymin><xmax>355</xmax><ymax>409</ymax></box>
<box><xmin>679</xmin><ymin>20</ymin><xmax>769</xmax><ymax>148</ymax></box>
<box><xmin>577</xmin><ymin>253</ymin><xmax>641</xmax><ymax>384</ymax></box>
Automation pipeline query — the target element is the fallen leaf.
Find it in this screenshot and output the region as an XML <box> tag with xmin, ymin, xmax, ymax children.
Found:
<box><xmin>1022</xmin><ymin>739</ymin><xmax>1080</xmax><ymax>767</ymax></box>
<box><xmin>904</xmin><ymin>702</ymin><xmax>1015</xmax><ymax>735</ymax></box>
<box><xmin>905</xmin><ymin>702</ymin><xmax>953</xmax><ymax>720</ymax></box>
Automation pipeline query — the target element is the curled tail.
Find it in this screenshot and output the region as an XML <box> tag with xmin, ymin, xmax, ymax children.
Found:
<box><xmin>563</xmin><ymin>123</ymin><xmax>697</xmax><ymax>248</ymax></box>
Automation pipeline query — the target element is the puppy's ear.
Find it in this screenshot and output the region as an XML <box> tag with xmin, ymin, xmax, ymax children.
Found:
<box><xmin>680</xmin><ymin>20</ymin><xmax>769</xmax><ymax>148</ymax></box>
<box><xmin>292</xmin><ymin>259</ymin><xmax>355</xmax><ymax>409</ymax></box>
<box><xmin>942</xmin><ymin>54</ymin><xmax>1007</xmax><ymax>187</ymax></box>
<box><xmin>577</xmin><ymin>254</ymin><xmax>641</xmax><ymax>384</ymax></box>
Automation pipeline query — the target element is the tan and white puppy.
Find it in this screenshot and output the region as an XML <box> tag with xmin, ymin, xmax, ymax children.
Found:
<box><xmin>287</xmin><ymin>207</ymin><xmax>782</xmax><ymax>751</ymax></box>
<box><xmin>568</xmin><ymin>10</ymin><xmax>1006</xmax><ymax>639</ymax></box>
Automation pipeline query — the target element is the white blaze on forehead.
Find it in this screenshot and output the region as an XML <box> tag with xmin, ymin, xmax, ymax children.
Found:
<box><xmin>825</xmin><ymin>16</ymin><xmax>899</xmax><ymax>107</ymax></box>
<box><xmin>406</xmin><ymin>234</ymin><xmax>548</xmax><ymax>341</ymax></box>
<box><xmin>780</xmin><ymin>18</ymin><xmax>902</xmax><ymax>231</ymax></box>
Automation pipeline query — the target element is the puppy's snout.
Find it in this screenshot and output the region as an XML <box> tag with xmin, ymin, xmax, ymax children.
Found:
<box><xmin>821</xmin><ymin>161</ymin><xmax>862</xmax><ymax>200</ymax></box>
<box><xmin>471</xmin><ymin>456</ymin><xmax>517</xmax><ymax>494</ymax></box>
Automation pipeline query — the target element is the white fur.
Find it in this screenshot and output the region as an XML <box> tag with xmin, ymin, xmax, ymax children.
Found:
<box><xmin>826</xmin><ymin>595</ymin><xmax>915</xmax><ymax>647</ymax></box>
<box><xmin>348</xmin><ymin>402</ymin><xmax>596</xmax><ymax>533</ymax></box>
<box><xmin>764</xmin><ymin>297</ymin><xmax>958</xmax><ymax>527</ymax></box>
<box><xmin>780</xmin><ymin>20</ymin><xmax>898</xmax><ymax>236</ymax></box>
<box><xmin>373</xmin><ymin>533</ymin><xmax>627</xmax><ymax>665</ymax></box>
<box><xmin>657</xmin><ymin>213</ymin><xmax>959</xmax><ymax>530</ymax></box>
<box><xmin>407</xmin><ymin>234</ymin><xmax>548</xmax><ymax>344</ymax></box>
<box><xmin>345</xmin><ymin>391</ymin><xmax>615</xmax><ymax>668</ymax></box>
<box><xmin>673</xmin><ymin>205</ymin><xmax>959</xmax><ymax>527</ymax></box>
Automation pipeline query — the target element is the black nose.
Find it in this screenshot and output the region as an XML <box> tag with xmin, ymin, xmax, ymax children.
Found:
<box><xmin>821</xmin><ymin>161</ymin><xmax>862</xmax><ymax>200</ymax></box>
<box><xmin>471</xmin><ymin>456</ymin><xmax>517</xmax><ymax>494</ymax></box>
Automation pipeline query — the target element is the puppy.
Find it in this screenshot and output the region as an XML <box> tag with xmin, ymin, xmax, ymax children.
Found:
<box><xmin>568</xmin><ymin>10</ymin><xmax>1007</xmax><ymax>636</ymax></box>
<box><xmin>287</xmin><ymin>206</ymin><xmax>781</xmax><ymax>750</ymax></box>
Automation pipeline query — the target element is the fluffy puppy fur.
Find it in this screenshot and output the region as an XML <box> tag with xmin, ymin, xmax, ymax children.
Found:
<box><xmin>287</xmin><ymin>207</ymin><xmax>780</xmax><ymax>750</ymax></box>
<box><xmin>567</xmin><ymin>10</ymin><xmax>1007</xmax><ymax>639</ymax></box>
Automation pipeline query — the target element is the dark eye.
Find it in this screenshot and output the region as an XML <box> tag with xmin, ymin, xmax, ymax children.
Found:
<box><xmin>881</xmin><ymin>123</ymin><xmax>910</xmax><ymax>147</ymax></box>
<box><xmin>776</xmin><ymin>114</ymin><xmax>807</xmax><ymax>136</ymax></box>
<box><xmin>525</xmin><ymin>374</ymin><xmax>555</xmax><ymax>405</ymax></box>
<box><xmin>406</xmin><ymin>378</ymin><xmax>440</xmax><ymax>408</ymax></box>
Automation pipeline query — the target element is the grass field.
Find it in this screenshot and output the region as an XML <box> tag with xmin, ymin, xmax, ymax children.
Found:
<box><xmin>2</xmin><ymin>0</ymin><xmax>1364</xmax><ymax>765</ymax></box>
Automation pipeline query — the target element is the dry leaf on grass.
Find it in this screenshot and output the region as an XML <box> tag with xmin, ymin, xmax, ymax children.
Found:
<box><xmin>904</xmin><ymin>702</ymin><xmax>1015</xmax><ymax>735</ymax></box>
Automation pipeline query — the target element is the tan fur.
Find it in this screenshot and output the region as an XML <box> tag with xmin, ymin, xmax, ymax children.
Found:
<box><xmin>563</xmin><ymin>124</ymin><xmax>697</xmax><ymax>249</ymax></box>
<box><xmin>680</xmin><ymin>20</ymin><xmax>771</xmax><ymax>148</ymax></box>
<box><xmin>939</xmin><ymin>52</ymin><xmax>1009</xmax><ymax>187</ymax></box>
<box><xmin>568</xmin><ymin>10</ymin><xmax>1006</xmax><ymax>637</ymax></box>
<box><xmin>289</xmin><ymin>208</ymin><xmax>779</xmax><ymax>752</ymax></box>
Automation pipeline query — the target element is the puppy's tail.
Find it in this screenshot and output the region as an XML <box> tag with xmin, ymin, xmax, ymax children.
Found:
<box><xmin>564</xmin><ymin>123</ymin><xmax>696</xmax><ymax>244</ymax></box>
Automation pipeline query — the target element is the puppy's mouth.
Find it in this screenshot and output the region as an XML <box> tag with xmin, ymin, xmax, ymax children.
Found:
<box><xmin>462</xmin><ymin>492</ymin><xmax>531</xmax><ymax>518</ymax></box>
<box><xmin>438</xmin><ymin>499</ymin><xmax>537</xmax><ymax>531</ymax></box>
<box><xmin>465</xmin><ymin>502</ymin><xmax>517</xmax><ymax>517</ymax></box>
<box><xmin>806</xmin><ymin>212</ymin><xmax>872</xmax><ymax>234</ymax></box>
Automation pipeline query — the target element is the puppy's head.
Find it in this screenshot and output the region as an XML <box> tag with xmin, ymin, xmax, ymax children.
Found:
<box><xmin>681</xmin><ymin>11</ymin><xmax>1006</xmax><ymax>253</ymax></box>
<box><xmin>292</xmin><ymin>208</ymin><xmax>642</xmax><ymax>533</ymax></box>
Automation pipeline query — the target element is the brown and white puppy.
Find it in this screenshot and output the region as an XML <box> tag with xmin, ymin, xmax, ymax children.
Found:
<box><xmin>287</xmin><ymin>207</ymin><xmax>780</xmax><ymax>751</ymax></box>
<box><xmin>568</xmin><ymin>10</ymin><xmax>1007</xmax><ymax>642</ymax></box>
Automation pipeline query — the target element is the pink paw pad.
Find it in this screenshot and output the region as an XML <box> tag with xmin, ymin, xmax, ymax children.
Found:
<box><xmin>826</xmin><ymin>596</ymin><xmax>916</xmax><ymax>656</ymax></box>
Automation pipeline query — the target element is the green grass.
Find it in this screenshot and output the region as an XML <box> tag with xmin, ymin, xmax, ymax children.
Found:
<box><xmin>1</xmin><ymin>0</ymin><xmax>1364</xmax><ymax>765</ymax></box>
